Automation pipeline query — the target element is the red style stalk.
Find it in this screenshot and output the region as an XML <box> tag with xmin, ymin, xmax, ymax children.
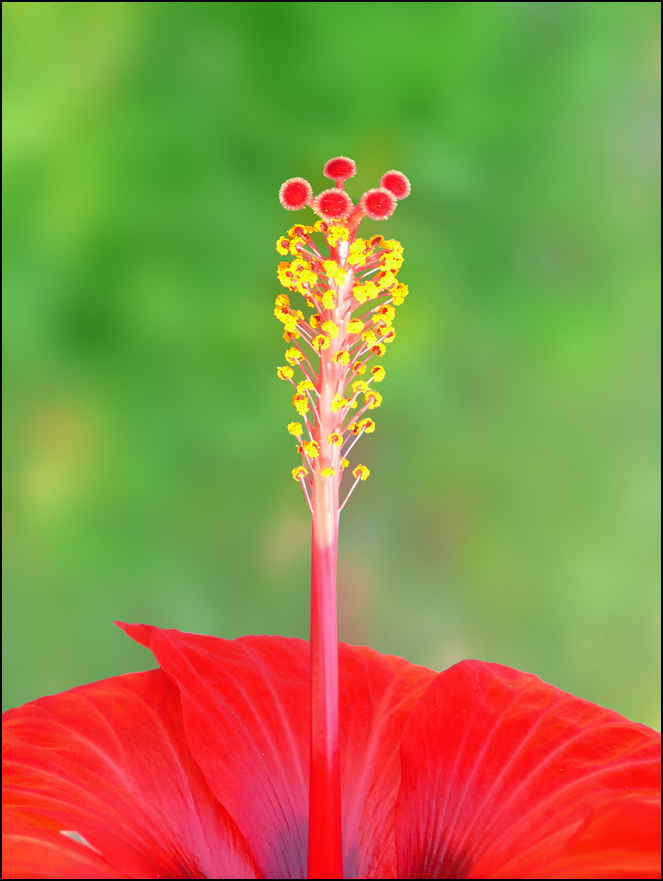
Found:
<box><xmin>275</xmin><ymin>159</ymin><xmax>410</xmax><ymax>878</ymax></box>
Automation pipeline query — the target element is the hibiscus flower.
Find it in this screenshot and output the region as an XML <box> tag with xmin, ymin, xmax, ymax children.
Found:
<box><xmin>3</xmin><ymin>623</ymin><xmax>660</xmax><ymax>879</ymax></box>
<box><xmin>3</xmin><ymin>159</ymin><xmax>660</xmax><ymax>879</ymax></box>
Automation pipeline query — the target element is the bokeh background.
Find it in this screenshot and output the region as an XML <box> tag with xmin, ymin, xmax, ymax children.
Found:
<box><xmin>3</xmin><ymin>1</ymin><xmax>660</xmax><ymax>728</ymax></box>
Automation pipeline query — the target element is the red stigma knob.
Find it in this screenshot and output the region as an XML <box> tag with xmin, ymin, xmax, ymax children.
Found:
<box><xmin>323</xmin><ymin>156</ymin><xmax>357</xmax><ymax>183</ymax></box>
<box><xmin>380</xmin><ymin>170</ymin><xmax>411</xmax><ymax>199</ymax></box>
<box><xmin>315</xmin><ymin>188</ymin><xmax>353</xmax><ymax>220</ymax></box>
<box><xmin>279</xmin><ymin>177</ymin><xmax>313</xmax><ymax>211</ymax></box>
<box><xmin>360</xmin><ymin>187</ymin><xmax>397</xmax><ymax>221</ymax></box>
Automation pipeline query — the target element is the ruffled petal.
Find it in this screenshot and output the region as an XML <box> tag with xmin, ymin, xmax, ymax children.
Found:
<box><xmin>395</xmin><ymin>660</ymin><xmax>661</xmax><ymax>879</ymax></box>
<box><xmin>119</xmin><ymin>623</ymin><xmax>436</xmax><ymax>879</ymax></box>
<box><xmin>2</xmin><ymin>670</ymin><xmax>260</xmax><ymax>879</ymax></box>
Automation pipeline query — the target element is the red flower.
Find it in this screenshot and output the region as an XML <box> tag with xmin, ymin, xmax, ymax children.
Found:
<box><xmin>3</xmin><ymin>624</ymin><xmax>660</xmax><ymax>879</ymax></box>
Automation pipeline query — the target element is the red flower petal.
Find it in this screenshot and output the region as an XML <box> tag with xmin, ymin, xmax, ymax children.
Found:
<box><xmin>395</xmin><ymin>660</ymin><xmax>661</xmax><ymax>879</ymax></box>
<box><xmin>118</xmin><ymin>623</ymin><xmax>436</xmax><ymax>879</ymax></box>
<box><xmin>2</xmin><ymin>670</ymin><xmax>260</xmax><ymax>879</ymax></box>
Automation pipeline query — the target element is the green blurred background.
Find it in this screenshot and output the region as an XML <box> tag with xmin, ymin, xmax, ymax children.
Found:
<box><xmin>2</xmin><ymin>1</ymin><xmax>660</xmax><ymax>728</ymax></box>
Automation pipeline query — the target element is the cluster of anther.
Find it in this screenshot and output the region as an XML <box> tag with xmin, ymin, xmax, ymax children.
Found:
<box><xmin>275</xmin><ymin>157</ymin><xmax>410</xmax><ymax>511</ymax></box>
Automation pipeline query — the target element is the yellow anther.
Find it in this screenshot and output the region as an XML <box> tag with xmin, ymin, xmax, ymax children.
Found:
<box><xmin>347</xmin><ymin>422</ymin><xmax>360</xmax><ymax>435</ymax></box>
<box><xmin>362</xmin><ymin>330</ymin><xmax>378</xmax><ymax>346</ymax></box>
<box><xmin>285</xmin><ymin>347</ymin><xmax>305</xmax><ymax>365</ymax></box>
<box><xmin>321</xmin><ymin>291</ymin><xmax>336</xmax><ymax>309</ymax></box>
<box><xmin>287</xmin><ymin>422</ymin><xmax>303</xmax><ymax>436</ymax></box>
<box><xmin>375</xmin><ymin>304</ymin><xmax>396</xmax><ymax>323</ymax></box>
<box><xmin>347</xmin><ymin>240</ymin><xmax>369</xmax><ymax>267</ymax></box>
<box><xmin>382</xmin><ymin>328</ymin><xmax>396</xmax><ymax>343</ymax></box>
<box><xmin>364</xmin><ymin>391</ymin><xmax>383</xmax><ymax>409</ymax></box>
<box><xmin>322</xmin><ymin>260</ymin><xmax>347</xmax><ymax>286</ymax></box>
<box><xmin>347</xmin><ymin>318</ymin><xmax>364</xmax><ymax>334</ymax></box>
<box><xmin>277</xmin><ymin>366</ymin><xmax>294</xmax><ymax>380</ymax></box>
<box><xmin>371</xmin><ymin>366</ymin><xmax>386</xmax><ymax>382</ymax></box>
<box><xmin>289</xmin><ymin>236</ymin><xmax>306</xmax><ymax>256</ymax></box>
<box><xmin>392</xmin><ymin>282</ymin><xmax>408</xmax><ymax>305</ymax></box>
<box><xmin>292</xmin><ymin>466</ymin><xmax>308</xmax><ymax>481</ymax></box>
<box><xmin>353</xmin><ymin>464</ymin><xmax>370</xmax><ymax>481</ymax></box>
<box><xmin>310</xmin><ymin>313</ymin><xmax>322</xmax><ymax>329</ymax></box>
<box><xmin>312</xmin><ymin>334</ymin><xmax>331</xmax><ymax>352</ymax></box>
<box><xmin>297</xmin><ymin>379</ymin><xmax>315</xmax><ymax>392</ymax></box>
<box><xmin>375</xmin><ymin>270</ymin><xmax>398</xmax><ymax>291</ymax></box>
<box><xmin>321</xmin><ymin>467</ymin><xmax>336</xmax><ymax>478</ymax></box>
<box><xmin>351</xmin><ymin>360</ymin><xmax>366</xmax><ymax>375</ymax></box>
<box><xmin>276</xmin><ymin>236</ymin><xmax>290</xmax><ymax>255</ymax></box>
<box><xmin>283</xmin><ymin>328</ymin><xmax>300</xmax><ymax>341</ymax></box>
<box><xmin>370</xmin><ymin>343</ymin><xmax>386</xmax><ymax>358</ymax></box>
<box><xmin>292</xmin><ymin>393</ymin><xmax>309</xmax><ymax>415</ymax></box>
<box><xmin>331</xmin><ymin>394</ymin><xmax>350</xmax><ymax>412</ymax></box>
<box><xmin>341</xmin><ymin>458</ymin><xmax>349</xmax><ymax>469</ymax></box>
<box><xmin>328</xmin><ymin>432</ymin><xmax>343</xmax><ymax>446</ymax></box>
<box><xmin>352</xmin><ymin>282</ymin><xmax>379</xmax><ymax>304</ymax></box>
<box><xmin>352</xmin><ymin>380</ymin><xmax>370</xmax><ymax>395</ymax></box>
<box><xmin>277</xmin><ymin>261</ymin><xmax>297</xmax><ymax>290</ymax></box>
<box><xmin>275</xmin><ymin>293</ymin><xmax>290</xmax><ymax>307</ymax></box>
<box><xmin>321</xmin><ymin>320</ymin><xmax>339</xmax><ymax>338</ymax></box>
<box><xmin>358</xmin><ymin>418</ymin><xmax>376</xmax><ymax>434</ymax></box>
<box><xmin>283</xmin><ymin>313</ymin><xmax>298</xmax><ymax>333</ymax></box>
<box><xmin>302</xmin><ymin>440</ymin><xmax>320</xmax><ymax>458</ymax></box>
<box><xmin>369</xmin><ymin>235</ymin><xmax>385</xmax><ymax>249</ymax></box>
<box><xmin>326</xmin><ymin>225</ymin><xmax>349</xmax><ymax>246</ymax></box>
<box><xmin>288</xmin><ymin>224</ymin><xmax>313</xmax><ymax>238</ymax></box>
<box><xmin>333</xmin><ymin>351</ymin><xmax>350</xmax><ymax>365</ymax></box>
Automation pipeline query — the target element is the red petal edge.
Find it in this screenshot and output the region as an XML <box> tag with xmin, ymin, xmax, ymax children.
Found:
<box><xmin>117</xmin><ymin>622</ymin><xmax>437</xmax><ymax>880</ymax></box>
<box><xmin>395</xmin><ymin>660</ymin><xmax>661</xmax><ymax>879</ymax></box>
<box><xmin>2</xmin><ymin>669</ymin><xmax>261</xmax><ymax>879</ymax></box>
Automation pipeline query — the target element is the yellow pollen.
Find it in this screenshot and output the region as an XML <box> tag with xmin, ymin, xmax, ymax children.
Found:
<box><xmin>347</xmin><ymin>240</ymin><xmax>369</xmax><ymax>267</ymax></box>
<box><xmin>333</xmin><ymin>351</ymin><xmax>350</xmax><ymax>365</ymax></box>
<box><xmin>302</xmin><ymin>440</ymin><xmax>320</xmax><ymax>458</ymax></box>
<box><xmin>287</xmin><ymin>422</ymin><xmax>303</xmax><ymax>436</ymax></box>
<box><xmin>276</xmin><ymin>236</ymin><xmax>290</xmax><ymax>255</ymax></box>
<box><xmin>328</xmin><ymin>432</ymin><xmax>343</xmax><ymax>446</ymax></box>
<box><xmin>340</xmin><ymin>458</ymin><xmax>349</xmax><ymax>469</ymax></box>
<box><xmin>297</xmin><ymin>380</ymin><xmax>315</xmax><ymax>392</ymax></box>
<box><xmin>352</xmin><ymin>380</ymin><xmax>369</xmax><ymax>394</ymax></box>
<box><xmin>292</xmin><ymin>393</ymin><xmax>309</xmax><ymax>415</ymax></box>
<box><xmin>370</xmin><ymin>343</ymin><xmax>386</xmax><ymax>358</ymax></box>
<box><xmin>326</xmin><ymin>225</ymin><xmax>349</xmax><ymax>247</ymax></box>
<box><xmin>321</xmin><ymin>291</ymin><xmax>336</xmax><ymax>309</ymax></box>
<box><xmin>392</xmin><ymin>283</ymin><xmax>408</xmax><ymax>305</ymax></box>
<box><xmin>277</xmin><ymin>366</ymin><xmax>294</xmax><ymax>380</ymax></box>
<box><xmin>331</xmin><ymin>393</ymin><xmax>351</xmax><ymax>412</ymax></box>
<box><xmin>364</xmin><ymin>391</ymin><xmax>382</xmax><ymax>409</ymax></box>
<box><xmin>351</xmin><ymin>361</ymin><xmax>366</xmax><ymax>375</ymax></box>
<box><xmin>347</xmin><ymin>422</ymin><xmax>360</xmax><ymax>435</ymax></box>
<box><xmin>292</xmin><ymin>466</ymin><xmax>308</xmax><ymax>481</ymax></box>
<box><xmin>353</xmin><ymin>464</ymin><xmax>370</xmax><ymax>481</ymax></box>
<box><xmin>371</xmin><ymin>366</ymin><xmax>386</xmax><ymax>382</ymax></box>
<box><xmin>375</xmin><ymin>304</ymin><xmax>396</xmax><ymax>322</ymax></box>
<box><xmin>312</xmin><ymin>334</ymin><xmax>331</xmax><ymax>352</ymax></box>
<box><xmin>347</xmin><ymin>318</ymin><xmax>364</xmax><ymax>334</ymax></box>
<box><xmin>361</xmin><ymin>330</ymin><xmax>378</xmax><ymax>346</ymax></box>
<box><xmin>321</xmin><ymin>320</ymin><xmax>339</xmax><ymax>338</ymax></box>
<box><xmin>285</xmin><ymin>347</ymin><xmax>305</xmax><ymax>365</ymax></box>
<box><xmin>382</xmin><ymin>329</ymin><xmax>396</xmax><ymax>343</ymax></box>
<box><xmin>321</xmin><ymin>467</ymin><xmax>336</xmax><ymax>478</ymax></box>
<box><xmin>358</xmin><ymin>418</ymin><xmax>376</xmax><ymax>433</ymax></box>
<box><xmin>275</xmin><ymin>293</ymin><xmax>290</xmax><ymax>307</ymax></box>
<box><xmin>283</xmin><ymin>314</ymin><xmax>298</xmax><ymax>333</ymax></box>
<box><xmin>310</xmin><ymin>313</ymin><xmax>322</xmax><ymax>329</ymax></box>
